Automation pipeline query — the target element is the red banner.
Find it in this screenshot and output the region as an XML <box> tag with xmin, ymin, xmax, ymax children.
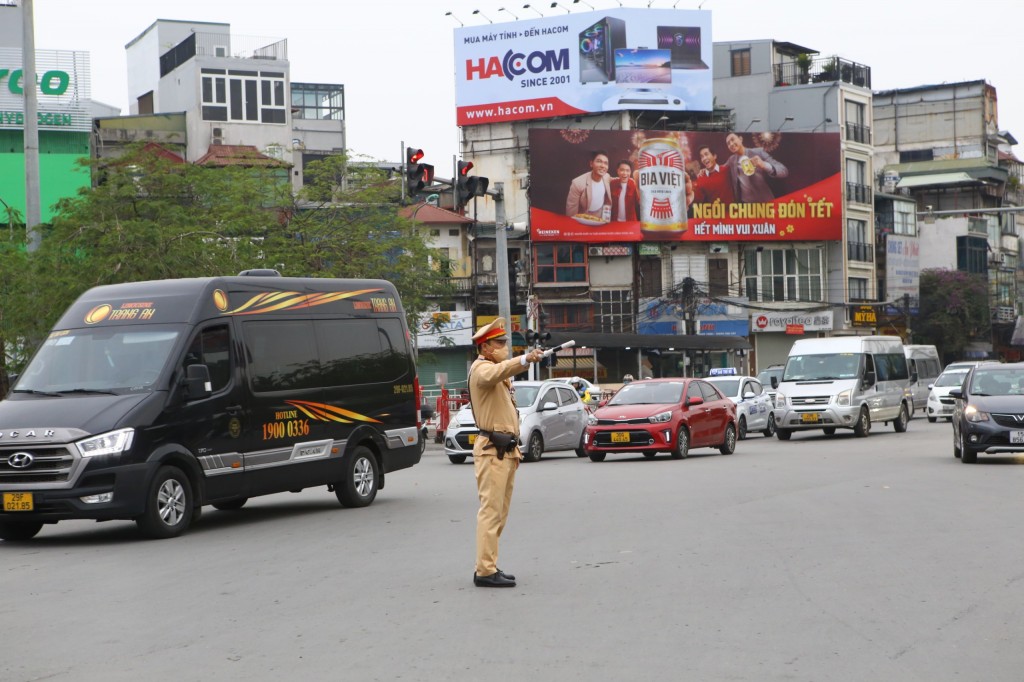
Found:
<box><xmin>457</xmin><ymin>97</ymin><xmax>587</xmax><ymax>126</ymax></box>
<box><xmin>529</xmin><ymin>129</ymin><xmax>844</xmax><ymax>242</ymax></box>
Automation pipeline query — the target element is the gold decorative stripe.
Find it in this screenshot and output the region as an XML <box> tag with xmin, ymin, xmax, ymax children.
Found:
<box><xmin>286</xmin><ymin>399</ymin><xmax>382</xmax><ymax>424</ymax></box>
<box><xmin>221</xmin><ymin>289</ymin><xmax>382</xmax><ymax>316</ymax></box>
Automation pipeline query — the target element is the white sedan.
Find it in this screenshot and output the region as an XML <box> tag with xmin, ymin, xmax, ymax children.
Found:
<box><xmin>705</xmin><ymin>375</ymin><xmax>776</xmax><ymax>439</ymax></box>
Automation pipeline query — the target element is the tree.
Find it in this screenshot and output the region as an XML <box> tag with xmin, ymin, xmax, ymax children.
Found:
<box><xmin>915</xmin><ymin>268</ymin><xmax>991</xmax><ymax>362</ymax></box>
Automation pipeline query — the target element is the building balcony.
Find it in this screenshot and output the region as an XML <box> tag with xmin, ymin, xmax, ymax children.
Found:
<box><xmin>846</xmin><ymin>182</ymin><xmax>872</xmax><ymax>205</ymax></box>
<box><xmin>845</xmin><ymin>123</ymin><xmax>871</xmax><ymax>145</ymax></box>
<box><xmin>847</xmin><ymin>241</ymin><xmax>874</xmax><ymax>263</ymax></box>
<box><xmin>773</xmin><ymin>56</ymin><xmax>871</xmax><ymax>88</ymax></box>
<box><xmin>160</xmin><ymin>32</ymin><xmax>287</xmax><ymax>77</ymax></box>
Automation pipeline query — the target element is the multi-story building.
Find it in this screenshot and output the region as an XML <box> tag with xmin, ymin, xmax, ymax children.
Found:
<box><xmin>712</xmin><ymin>39</ymin><xmax>876</xmax><ymax>367</ymax></box>
<box><xmin>872</xmin><ymin>80</ymin><xmax>1021</xmax><ymax>359</ymax></box>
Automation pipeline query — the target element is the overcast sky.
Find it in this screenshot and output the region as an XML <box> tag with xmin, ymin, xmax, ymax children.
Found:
<box><xmin>30</xmin><ymin>0</ymin><xmax>1024</xmax><ymax>164</ymax></box>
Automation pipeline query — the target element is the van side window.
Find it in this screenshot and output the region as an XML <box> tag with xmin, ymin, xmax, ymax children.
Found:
<box><xmin>315</xmin><ymin>318</ymin><xmax>407</xmax><ymax>385</ymax></box>
<box><xmin>183</xmin><ymin>325</ymin><xmax>231</xmax><ymax>392</ymax></box>
<box><xmin>244</xmin><ymin>320</ymin><xmax>320</xmax><ymax>392</ymax></box>
<box><xmin>876</xmin><ymin>353</ymin><xmax>910</xmax><ymax>381</ymax></box>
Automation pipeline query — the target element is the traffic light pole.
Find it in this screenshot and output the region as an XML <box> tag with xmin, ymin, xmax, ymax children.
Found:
<box><xmin>494</xmin><ymin>182</ymin><xmax>511</xmax><ymax>325</ymax></box>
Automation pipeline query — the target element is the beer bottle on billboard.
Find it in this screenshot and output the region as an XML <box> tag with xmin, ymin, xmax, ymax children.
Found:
<box><xmin>637</xmin><ymin>137</ymin><xmax>688</xmax><ymax>240</ymax></box>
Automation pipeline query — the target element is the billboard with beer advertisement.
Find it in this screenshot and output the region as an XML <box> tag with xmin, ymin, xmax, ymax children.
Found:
<box><xmin>454</xmin><ymin>9</ymin><xmax>712</xmax><ymax>126</ymax></box>
<box><xmin>528</xmin><ymin>129</ymin><xmax>843</xmax><ymax>243</ymax></box>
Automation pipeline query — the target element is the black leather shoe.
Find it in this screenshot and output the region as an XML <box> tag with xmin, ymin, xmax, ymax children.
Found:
<box><xmin>498</xmin><ymin>569</ymin><xmax>515</xmax><ymax>581</ymax></box>
<box><xmin>474</xmin><ymin>572</ymin><xmax>516</xmax><ymax>587</ymax></box>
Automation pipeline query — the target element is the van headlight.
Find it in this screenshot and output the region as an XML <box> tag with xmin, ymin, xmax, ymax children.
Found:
<box><xmin>835</xmin><ymin>389</ymin><xmax>852</xmax><ymax>407</ymax></box>
<box><xmin>76</xmin><ymin>428</ymin><xmax>135</xmax><ymax>458</ymax></box>
<box><xmin>965</xmin><ymin>405</ymin><xmax>990</xmax><ymax>422</ymax></box>
<box><xmin>775</xmin><ymin>392</ymin><xmax>786</xmax><ymax>407</ymax></box>
<box><xmin>649</xmin><ymin>411</ymin><xmax>672</xmax><ymax>423</ymax></box>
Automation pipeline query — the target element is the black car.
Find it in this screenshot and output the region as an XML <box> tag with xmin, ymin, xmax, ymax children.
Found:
<box><xmin>950</xmin><ymin>362</ymin><xmax>1024</xmax><ymax>463</ymax></box>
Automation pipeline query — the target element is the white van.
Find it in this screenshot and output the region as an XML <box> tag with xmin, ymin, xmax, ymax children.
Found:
<box><xmin>903</xmin><ymin>345</ymin><xmax>941</xmax><ymax>416</ymax></box>
<box><xmin>774</xmin><ymin>335</ymin><xmax>913</xmax><ymax>440</ymax></box>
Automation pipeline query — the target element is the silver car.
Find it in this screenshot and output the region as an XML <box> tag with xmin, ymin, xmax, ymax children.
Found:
<box><xmin>443</xmin><ymin>380</ymin><xmax>589</xmax><ymax>464</ymax></box>
<box><xmin>705</xmin><ymin>375</ymin><xmax>776</xmax><ymax>439</ymax></box>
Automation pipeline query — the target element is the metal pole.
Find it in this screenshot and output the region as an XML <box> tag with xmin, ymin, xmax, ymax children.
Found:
<box><xmin>494</xmin><ymin>182</ymin><xmax>510</xmax><ymax>324</ymax></box>
<box><xmin>23</xmin><ymin>0</ymin><xmax>42</xmax><ymax>250</ymax></box>
<box><xmin>400</xmin><ymin>139</ymin><xmax>406</xmax><ymax>204</ymax></box>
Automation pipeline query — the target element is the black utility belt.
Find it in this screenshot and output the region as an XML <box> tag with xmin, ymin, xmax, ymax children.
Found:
<box><xmin>479</xmin><ymin>430</ymin><xmax>519</xmax><ymax>459</ymax></box>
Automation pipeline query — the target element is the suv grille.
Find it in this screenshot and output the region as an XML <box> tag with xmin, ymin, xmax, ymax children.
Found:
<box><xmin>990</xmin><ymin>413</ymin><xmax>1024</xmax><ymax>428</ymax></box>
<box><xmin>0</xmin><ymin>446</ymin><xmax>75</xmax><ymax>484</ymax></box>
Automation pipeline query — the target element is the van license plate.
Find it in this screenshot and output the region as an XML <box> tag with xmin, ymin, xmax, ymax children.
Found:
<box><xmin>611</xmin><ymin>432</ymin><xmax>630</xmax><ymax>443</ymax></box>
<box><xmin>800</xmin><ymin>413</ymin><xmax>821</xmax><ymax>423</ymax></box>
<box><xmin>3</xmin><ymin>492</ymin><xmax>33</xmax><ymax>512</ymax></box>
<box><xmin>1011</xmin><ymin>431</ymin><xmax>1024</xmax><ymax>444</ymax></box>
<box><xmin>468</xmin><ymin>433</ymin><xmax>477</xmax><ymax>444</ymax></box>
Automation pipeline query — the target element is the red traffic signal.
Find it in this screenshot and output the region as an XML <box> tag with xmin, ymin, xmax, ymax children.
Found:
<box><xmin>405</xmin><ymin>147</ymin><xmax>432</xmax><ymax>196</ymax></box>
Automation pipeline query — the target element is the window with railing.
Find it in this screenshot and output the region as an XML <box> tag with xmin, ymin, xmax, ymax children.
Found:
<box><xmin>848</xmin><ymin>277</ymin><xmax>869</xmax><ymax>302</ymax></box>
<box><xmin>744</xmin><ymin>248</ymin><xmax>823</xmax><ymax>303</ymax></box>
<box><xmin>844</xmin><ymin>100</ymin><xmax>869</xmax><ymax>144</ymax></box>
<box><xmin>957</xmin><ymin>235</ymin><xmax>988</xmax><ymax>275</ymax></box>
<box><xmin>847</xmin><ymin>219</ymin><xmax>872</xmax><ymax>261</ymax></box>
<box><xmin>845</xmin><ymin>158</ymin><xmax>871</xmax><ymax>204</ymax></box>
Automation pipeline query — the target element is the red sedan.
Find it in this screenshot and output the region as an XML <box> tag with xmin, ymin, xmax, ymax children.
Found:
<box><xmin>580</xmin><ymin>378</ymin><xmax>738</xmax><ymax>461</ymax></box>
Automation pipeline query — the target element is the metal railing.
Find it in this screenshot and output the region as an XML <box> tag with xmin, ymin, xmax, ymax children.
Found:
<box><xmin>773</xmin><ymin>56</ymin><xmax>871</xmax><ymax>88</ymax></box>
<box><xmin>846</xmin><ymin>182</ymin><xmax>872</xmax><ymax>205</ymax></box>
<box><xmin>194</xmin><ymin>32</ymin><xmax>288</xmax><ymax>61</ymax></box>
<box><xmin>845</xmin><ymin>123</ymin><xmax>871</xmax><ymax>144</ymax></box>
<box><xmin>847</xmin><ymin>241</ymin><xmax>874</xmax><ymax>262</ymax></box>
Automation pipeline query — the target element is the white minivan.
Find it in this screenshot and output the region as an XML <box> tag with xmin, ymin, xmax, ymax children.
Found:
<box><xmin>774</xmin><ymin>335</ymin><xmax>914</xmax><ymax>440</ymax></box>
<box><xmin>903</xmin><ymin>345</ymin><xmax>941</xmax><ymax>416</ymax></box>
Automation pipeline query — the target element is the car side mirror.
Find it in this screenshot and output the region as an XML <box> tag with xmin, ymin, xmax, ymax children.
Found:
<box><xmin>742</xmin><ymin>391</ymin><xmax>755</xmax><ymax>400</ymax></box>
<box><xmin>598</xmin><ymin>399</ymin><xmax>608</xmax><ymax>408</ymax></box>
<box><xmin>184</xmin><ymin>364</ymin><xmax>212</xmax><ymax>400</ymax></box>
<box><xmin>770</xmin><ymin>376</ymin><xmax>778</xmax><ymax>389</ymax></box>
<box><xmin>927</xmin><ymin>383</ymin><xmax>934</xmax><ymax>390</ymax></box>
<box><xmin>541</xmin><ymin>401</ymin><xmax>558</xmax><ymax>411</ymax></box>
<box><xmin>948</xmin><ymin>388</ymin><xmax>963</xmax><ymax>400</ymax></box>
<box><xmin>687</xmin><ymin>395</ymin><xmax>704</xmax><ymax>407</ymax></box>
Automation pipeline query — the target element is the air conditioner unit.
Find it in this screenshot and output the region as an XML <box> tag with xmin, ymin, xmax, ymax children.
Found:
<box><xmin>588</xmin><ymin>246</ymin><xmax>603</xmax><ymax>257</ymax></box>
<box><xmin>212</xmin><ymin>127</ymin><xmax>223</xmax><ymax>146</ymax></box>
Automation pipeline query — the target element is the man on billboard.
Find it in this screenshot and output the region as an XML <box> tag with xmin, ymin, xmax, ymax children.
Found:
<box><xmin>565</xmin><ymin>150</ymin><xmax>612</xmax><ymax>221</ymax></box>
<box><xmin>724</xmin><ymin>132</ymin><xmax>788</xmax><ymax>203</ymax></box>
<box><xmin>692</xmin><ymin>145</ymin><xmax>735</xmax><ymax>205</ymax></box>
<box><xmin>610</xmin><ymin>159</ymin><xmax>640</xmax><ymax>222</ymax></box>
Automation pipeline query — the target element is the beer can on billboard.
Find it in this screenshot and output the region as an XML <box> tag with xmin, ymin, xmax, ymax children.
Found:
<box><xmin>637</xmin><ymin>136</ymin><xmax>687</xmax><ymax>240</ymax></box>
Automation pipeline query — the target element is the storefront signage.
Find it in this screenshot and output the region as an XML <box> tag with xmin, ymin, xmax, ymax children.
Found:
<box><xmin>697</xmin><ymin>319</ymin><xmax>749</xmax><ymax>336</ymax></box>
<box><xmin>0</xmin><ymin>111</ymin><xmax>74</xmax><ymax>126</ymax></box>
<box><xmin>0</xmin><ymin>48</ymin><xmax>91</xmax><ymax>132</ymax></box>
<box><xmin>0</xmin><ymin>68</ymin><xmax>71</xmax><ymax>95</ymax></box>
<box><xmin>751</xmin><ymin>310</ymin><xmax>833</xmax><ymax>333</ymax></box>
<box><xmin>416</xmin><ymin>311</ymin><xmax>474</xmax><ymax>348</ymax></box>
<box><xmin>850</xmin><ymin>305</ymin><xmax>877</xmax><ymax>327</ymax></box>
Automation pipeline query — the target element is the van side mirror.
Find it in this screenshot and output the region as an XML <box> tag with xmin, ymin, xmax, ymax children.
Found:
<box><xmin>910</xmin><ymin>371</ymin><xmax>919</xmax><ymax>384</ymax></box>
<box><xmin>770</xmin><ymin>376</ymin><xmax>778</xmax><ymax>389</ymax></box>
<box><xmin>184</xmin><ymin>364</ymin><xmax>212</xmax><ymax>400</ymax></box>
<box><xmin>862</xmin><ymin>371</ymin><xmax>876</xmax><ymax>388</ymax></box>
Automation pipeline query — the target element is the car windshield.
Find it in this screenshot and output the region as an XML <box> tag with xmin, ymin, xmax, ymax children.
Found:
<box><xmin>934</xmin><ymin>370</ymin><xmax>969</xmax><ymax>388</ymax></box>
<box><xmin>969</xmin><ymin>369</ymin><xmax>1024</xmax><ymax>396</ymax></box>
<box><xmin>707</xmin><ymin>378</ymin><xmax>740</xmax><ymax>396</ymax></box>
<box><xmin>608</xmin><ymin>382</ymin><xmax>684</xmax><ymax>405</ymax></box>
<box><xmin>783</xmin><ymin>353</ymin><xmax>861</xmax><ymax>381</ymax></box>
<box><xmin>13</xmin><ymin>325</ymin><xmax>182</xmax><ymax>394</ymax></box>
<box><xmin>512</xmin><ymin>385</ymin><xmax>539</xmax><ymax>406</ymax></box>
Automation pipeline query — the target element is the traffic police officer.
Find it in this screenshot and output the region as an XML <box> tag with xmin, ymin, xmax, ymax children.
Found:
<box><xmin>469</xmin><ymin>317</ymin><xmax>543</xmax><ymax>588</ymax></box>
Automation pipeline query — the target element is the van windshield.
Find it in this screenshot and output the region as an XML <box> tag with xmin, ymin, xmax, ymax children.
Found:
<box><xmin>14</xmin><ymin>325</ymin><xmax>183</xmax><ymax>394</ymax></box>
<box><xmin>783</xmin><ymin>353</ymin><xmax>862</xmax><ymax>381</ymax></box>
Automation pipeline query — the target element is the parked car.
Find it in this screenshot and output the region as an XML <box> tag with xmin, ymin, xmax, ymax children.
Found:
<box><xmin>580</xmin><ymin>378</ymin><xmax>738</xmax><ymax>461</ymax></box>
<box><xmin>705</xmin><ymin>375</ymin><xmax>776</xmax><ymax>439</ymax></box>
<box><xmin>950</xmin><ymin>362</ymin><xmax>1024</xmax><ymax>463</ymax></box>
<box><xmin>925</xmin><ymin>367</ymin><xmax>972</xmax><ymax>422</ymax></box>
<box><xmin>755</xmin><ymin>364</ymin><xmax>785</xmax><ymax>407</ymax></box>
<box><xmin>443</xmin><ymin>380</ymin><xmax>589</xmax><ymax>464</ymax></box>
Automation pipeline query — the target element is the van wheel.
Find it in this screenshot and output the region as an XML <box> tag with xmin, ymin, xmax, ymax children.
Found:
<box><xmin>524</xmin><ymin>432</ymin><xmax>543</xmax><ymax>462</ymax></box>
<box><xmin>0</xmin><ymin>520</ymin><xmax>44</xmax><ymax>541</ymax></box>
<box><xmin>853</xmin><ymin>407</ymin><xmax>871</xmax><ymax>437</ymax></box>
<box><xmin>893</xmin><ymin>404</ymin><xmax>909</xmax><ymax>433</ymax></box>
<box><xmin>136</xmin><ymin>466</ymin><xmax>193</xmax><ymax>539</ymax></box>
<box><xmin>448</xmin><ymin>454</ymin><xmax>467</xmax><ymax>464</ymax></box>
<box><xmin>762</xmin><ymin>416</ymin><xmax>776</xmax><ymax>437</ymax></box>
<box><xmin>212</xmin><ymin>498</ymin><xmax>248</xmax><ymax>511</ymax></box>
<box><xmin>671</xmin><ymin>427</ymin><xmax>690</xmax><ymax>459</ymax></box>
<box><xmin>418</xmin><ymin>428</ymin><xmax>428</xmax><ymax>455</ymax></box>
<box><xmin>335</xmin><ymin>446</ymin><xmax>379</xmax><ymax>507</ymax></box>
<box><xmin>776</xmin><ymin>429</ymin><xmax>792</xmax><ymax>441</ymax></box>
<box><xmin>737</xmin><ymin>416</ymin><xmax>748</xmax><ymax>441</ymax></box>
<box><xmin>719</xmin><ymin>424</ymin><xmax>737</xmax><ymax>455</ymax></box>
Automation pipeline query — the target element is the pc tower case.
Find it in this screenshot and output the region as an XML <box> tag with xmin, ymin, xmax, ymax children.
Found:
<box><xmin>579</xmin><ymin>16</ymin><xmax>627</xmax><ymax>84</ymax></box>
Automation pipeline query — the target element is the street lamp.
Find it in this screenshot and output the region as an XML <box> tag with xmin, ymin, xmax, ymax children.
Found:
<box><xmin>444</xmin><ymin>11</ymin><xmax>464</xmax><ymax>26</ymax></box>
<box><xmin>472</xmin><ymin>9</ymin><xmax>494</xmax><ymax>23</ymax></box>
<box><xmin>523</xmin><ymin>3</ymin><xmax>545</xmax><ymax>16</ymax></box>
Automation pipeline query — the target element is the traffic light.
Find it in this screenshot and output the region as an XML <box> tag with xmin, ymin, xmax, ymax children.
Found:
<box><xmin>524</xmin><ymin>330</ymin><xmax>550</xmax><ymax>347</ymax></box>
<box><xmin>456</xmin><ymin>159</ymin><xmax>489</xmax><ymax>207</ymax></box>
<box><xmin>405</xmin><ymin>147</ymin><xmax>434</xmax><ymax>198</ymax></box>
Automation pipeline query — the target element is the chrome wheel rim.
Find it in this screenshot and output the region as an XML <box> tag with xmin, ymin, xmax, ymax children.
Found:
<box><xmin>530</xmin><ymin>434</ymin><xmax>542</xmax><ymax>459</ymax></box>
<box><xmin>738</xmin><ymin>418</ymin><xmax>746</xmax><ymax>440</ymax></box>
<box><xmin>157</xmin><ymin>479</ymin><xmax>186</xmax><ymax>527</ymax></box>
<box><xmin>726</xmin><ymin>426</ymin><xmax>736</xmax><ymax>450</ymax></box>
<box><xmin>353</xmin><ymin>457</ymin><xmax>374</xmax><ymax>497</ymax></box>
<box><xmin>677</xmin><ymin>429</ymin><xmax>687</xmax><ymax>455</ymax></box>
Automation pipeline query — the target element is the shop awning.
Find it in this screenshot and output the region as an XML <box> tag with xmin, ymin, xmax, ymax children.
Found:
<box><xmin>554</xmin><ymin>356</ymin><xmax>604</xmax><ymax>371</ymax></box>
<box><xmin>548</xmin><ymin>332</ymin><xmax>751</xmax><ymax>351</ymax></box>
<box><xmin>896</xmin><ymin>172</ymin><xmax>976</xmax><ymax>188</ymax></box>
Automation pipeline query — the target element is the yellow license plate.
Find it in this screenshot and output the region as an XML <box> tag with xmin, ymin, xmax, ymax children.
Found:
<box><xmin>468</xmin><ymin>433</ymin><xmax>477</xmax><ymax>444</ymax></box>
<box><xmin>3</xmin><ymin>492</ymin><xmax>34</xmax><ymax>512</ymax></box>
<box><xmin>800</xmin><ymin>413</ymin><xmax>821</xmax><ymax>423</ymax></box>
<box><xmin>611</xmin><ymin>431</ymin><xmax>630</xmax><ymax>443</ymax></box>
